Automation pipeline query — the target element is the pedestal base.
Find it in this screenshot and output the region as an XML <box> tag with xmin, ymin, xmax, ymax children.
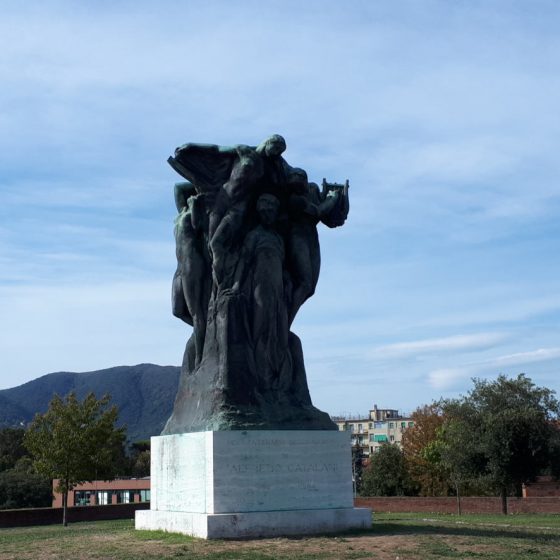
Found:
<box><xmin>136</xmin><ymin>507</ymin><xmax>371</xmax><ymax>539</ymax></box>
<box><xmin>135</xmin><ymin>430</ymin><xmax>371</xmax><ymax>539</ymax></box>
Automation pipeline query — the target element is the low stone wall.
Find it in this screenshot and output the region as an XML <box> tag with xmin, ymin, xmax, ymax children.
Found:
<box><xmin>355</xmin><ymin>496</ymin><xmax>560</xmax><ymax>514</ymax></box>
<box><xmin>2</xmin><ymin>497</ymin><xmax>559</xmax><ymax>529</ymax></box>
<box><xmin>0</xmin><ymin>502</ymin><xmax>149</xmax><ymax>528</ymax></box>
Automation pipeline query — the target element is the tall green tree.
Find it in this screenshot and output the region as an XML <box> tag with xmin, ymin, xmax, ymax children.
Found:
<box><xmin>24</xmin><ymin>392</ymin><xmax>126</xmax><ymax>526</ymax></box>
<box><xmin>442</xmin><ymin>374</ymin><xmax>560</xmax><ymax>514</ymax></box>
<box><xmin>361</xmin><ymin>443</ymin><xmax>417</xmax><ymax>496</ymax></box>
<box><xmin>436</xmin><ymin>416</ymin><xmax>491</xmax><ymax>513</ymax></box>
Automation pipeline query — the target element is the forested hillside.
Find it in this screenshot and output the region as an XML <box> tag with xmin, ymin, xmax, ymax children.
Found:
<box><xmin>0</xmin><ymin>364</ymin><xmax>180</xmax><ymax>442</ymax></box>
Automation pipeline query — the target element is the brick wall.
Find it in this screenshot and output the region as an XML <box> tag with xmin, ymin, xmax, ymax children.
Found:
<box><xmin>508</xmin><ymin>497</ymin><xmax>560</xmax><ymax>513</ymax></box>
<box><xmin>0</xmin><ymin>502</ymin><xmax>149</xmax><ymax>528</ymax></box>
<box><xmin>355</xmin><ymin>496</ymin><xmax>560</xmax><ymax>514</ymax></box>
<box><xmin>3</xmin><ymin>497</ymin><xmax>559</xmax><ymax>529</ymax></box>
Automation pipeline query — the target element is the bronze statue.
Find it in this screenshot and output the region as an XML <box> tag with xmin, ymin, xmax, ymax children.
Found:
<box><xmin>163</xmin><ymin>135</ymin><xmax>349</xmax><ymax>433</ymax></box>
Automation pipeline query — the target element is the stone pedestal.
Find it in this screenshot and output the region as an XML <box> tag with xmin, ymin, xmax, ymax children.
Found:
<box><xmin>135</xmin><ymin>430</ymin><xmax>371</xmax><ymax>539</ymax></box>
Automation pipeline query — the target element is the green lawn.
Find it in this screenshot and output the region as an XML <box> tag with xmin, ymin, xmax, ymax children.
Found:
<box><xmin>0</xmin><ymin>512</ymin><xmax>559</xmax><ymax>559</ymax></box>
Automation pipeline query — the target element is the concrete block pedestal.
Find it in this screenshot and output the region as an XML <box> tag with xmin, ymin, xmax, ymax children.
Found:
<box><xmin>135</xmin><ymin>430</ymin><xmax>371</xmax><ymax>539</ymax></box>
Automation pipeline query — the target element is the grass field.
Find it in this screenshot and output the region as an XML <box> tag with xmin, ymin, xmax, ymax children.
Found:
<box><xmin>1</xmin><ymin>512</ymin><xmax>560</xmax><ymax>559</ymax></box>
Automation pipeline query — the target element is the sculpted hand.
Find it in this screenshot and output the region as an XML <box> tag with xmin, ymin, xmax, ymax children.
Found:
<box><xmin>220</xmin><ymin>283</ymin><xmax>241</xmax><ymax>298</ymax></box>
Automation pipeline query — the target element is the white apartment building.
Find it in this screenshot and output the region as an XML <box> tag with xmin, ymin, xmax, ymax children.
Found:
<box><xmin>333</xmin><ymin>404</ymin><xmax>414</xmax><ymax>456</ymax></box>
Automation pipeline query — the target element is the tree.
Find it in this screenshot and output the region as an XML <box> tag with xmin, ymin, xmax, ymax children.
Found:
<box><xmin>442</xmin><ymin>374</ymin><xmax>560</xmax><ymax>514</ymax></box>
<box><xmin>0</xmin><ymin>427</ymin><xmax>53</xmax><ymax>510</ymax></box>
<box><xmin>129</xmin><ymin>440</ymin><xmax>151</xmax><ymax>477</ymax></box>
<box><xmin>437</xmin><ymin>416</ymin><xmax>492</xmax><ymax>514</ymax></box>
<box><xmin>0</xmin><ymin>470</ymin><xmax>52</xmax><ymax>509</ymax></box>
<box><xmin>351</xmin><ymin>441</ymin><xmax>365</xmax><ymax>496</ymax></box>
<box><xmin>132</xmin><ymin>450</ymin><xmax>151</xmax><ymax>478</ymax></box>
<box><xmin>401</xmin><ymin>404</ymin><xmax>450</xmax><ymax>496</ymax></box>
<box><xmin>361</xmin><ymin>443</ymin><xmax>417</xmax><ymax>496</ymax></box>
<box><xmin>0</xmin><ymin>428</ymin><xmax>27</xmax><ymax>472</ymax></box>
<box><xmin>129</xmin><ymin>440</ymin><xmax>150</xmax><ymax>455</ymax></box>
<box><xmin>24</xmin><ymin>392</ymin><xmax>126</xmax><ymax>526</ymax></box>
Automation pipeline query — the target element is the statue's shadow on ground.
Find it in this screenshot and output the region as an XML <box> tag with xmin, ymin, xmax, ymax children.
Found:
<box><xmin>210</xmin><ymin>519</ymin><xmax>560</xmax><ymax>542</ymax></box>
<box><xmin>346</xmin><ymin>520</ymin><xmax>560</xmax><ymax>543</ymax></box>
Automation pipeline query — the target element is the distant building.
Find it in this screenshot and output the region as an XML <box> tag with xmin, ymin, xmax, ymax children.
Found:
<box><xmin>522</xmin><ymin>476</ymin><xmax>560</xmax><ymax>497</ymax></box>
<box><xmin>52</xmin><ymin>477</ymin><xmax>151</xmax><ymax>508</ymax></box>
<box><xmin>333</xmin><ymin>404</ymin><xmax>414</xmax><ymax>456</ymax></box>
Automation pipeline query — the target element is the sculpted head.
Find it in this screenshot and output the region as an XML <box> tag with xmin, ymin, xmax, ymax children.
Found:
<box><xmin>257</xmin><ymin>134</ymin><xmax>286</xmax><ymax>158</ymax></box>
<box><xmin>288</xmin><ymin>167</ymin><xmax>308</xmax><ymax>195</ymax></box>
<box><xmin>256</xmin><ymin>193</ymin><xmax>280</xmax><ymax>226</ymax></box>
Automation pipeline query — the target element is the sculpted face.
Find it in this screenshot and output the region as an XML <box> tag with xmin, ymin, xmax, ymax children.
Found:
<box><xmin>264</xmin><ymin>135</ymin><xmax>286</xmax><ymax>157</ymax></box>
<box><xmin>288</xmin><ymin>168</ymin><xmax>308</xmax><ymax>195</ymax></box>
<box><xmin>257</xmin><ymin>195</ymin><xmax>280</xmax><ymax>225</ymax></box>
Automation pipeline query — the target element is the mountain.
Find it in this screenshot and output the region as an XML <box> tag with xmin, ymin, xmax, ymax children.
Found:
<box><xmin>0</xmin><ymin>364</ymin><xmax>180</xmax><ymax>443</ymax></box>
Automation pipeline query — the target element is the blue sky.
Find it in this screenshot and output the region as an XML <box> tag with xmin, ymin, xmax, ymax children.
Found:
<box><xmin>1</xmin><ymin>1</ymin><xmax>559</xmax><ymax>417</ymax></box>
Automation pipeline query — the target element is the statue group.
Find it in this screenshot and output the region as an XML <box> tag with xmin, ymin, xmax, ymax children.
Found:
<box><xmin>163</xmin><ymin>135</ymin><xmax>349</xmax><ymax>433</ymax></box>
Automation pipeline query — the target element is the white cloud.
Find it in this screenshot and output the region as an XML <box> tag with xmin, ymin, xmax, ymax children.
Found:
<box><xmin>490</xmin><ymin>348</ymin><xmax>560</xmax><ymax>368</ymax></box>
<box><xmin>428</xmin><ymin>347</ymin><xmax>560</xmax><ymax>390</ymax></box>
<box><xmin>370</xmin><ymin>332</ymin><xmax>507</xmax><ymax>359</ymax></box>
<box><xmin>428</xmin><ymin>367</ymin><xmax>471</xmax><ymax>391</ymax></box>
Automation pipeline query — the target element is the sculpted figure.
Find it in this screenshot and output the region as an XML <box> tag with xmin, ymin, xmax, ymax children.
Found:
<box><xmin>287</xmin><ymin>169</ymin><xmax>349</xmax><ymax>324</ymax></box>
<box><xmin>172</xmin><ymin>182</ymin><xmax>211</xmax><ymax>365</ymax></box>
<box><xmin>233</xmin><ymin>194</ymin><xmax>291</xmax><ymax>389</ymax></box>
<box><xmin>254</xmin><ymin>134</ymin><xmax>290</xmax><ymax>197</ymax></box>
<box><xmin>209</xmin><ymin>145</ymin><xmax>264</xmax><ymax>288</ymax></box>
<box><xmin>163</xmin><ymin>135</ymin><xmax>349</xmax><ymax>433</ymax></box>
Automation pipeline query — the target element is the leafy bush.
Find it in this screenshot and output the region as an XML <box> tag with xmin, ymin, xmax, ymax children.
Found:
<box><xmin>0</xmin><ymin>470</ymin><xmax>52</xmax><ymax>510</ymax></box>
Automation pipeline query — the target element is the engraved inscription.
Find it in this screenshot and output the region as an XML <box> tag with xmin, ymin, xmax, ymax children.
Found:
<box><xmin>226</xmin><ymin>437</ymin><xmax>340</xmax><ymax>447</ymax></box>
<box><xmin>227</xmin><ymin>462</ymin><xmax>341</xmax><ymax>474</ymax></box>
